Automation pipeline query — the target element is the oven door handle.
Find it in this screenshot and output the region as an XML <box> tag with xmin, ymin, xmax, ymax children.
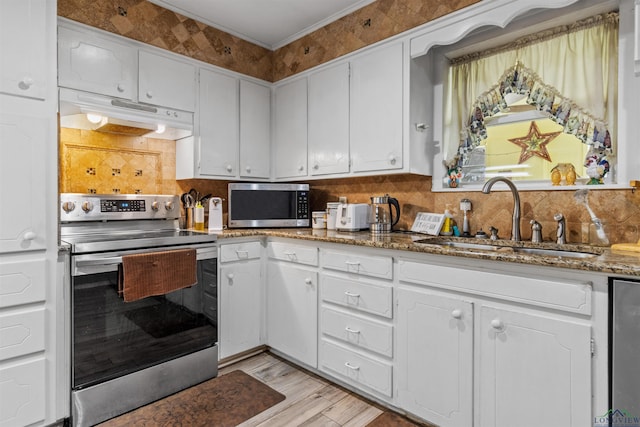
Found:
<box><xmin>75</xmin><ymin>256</ymin><xmax>123</xmax><ymax>267</ymax></box>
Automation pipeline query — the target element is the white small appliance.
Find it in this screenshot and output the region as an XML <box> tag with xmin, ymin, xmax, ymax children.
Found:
<box><xmin>335</xmin><ymin>203</ymin><xmax>370</xmax><ymax>231</ymax></box>
<box><xmin>208</xmin><ymin>197</ymin><xmax>223</xmax><ymax>231</ymax></box>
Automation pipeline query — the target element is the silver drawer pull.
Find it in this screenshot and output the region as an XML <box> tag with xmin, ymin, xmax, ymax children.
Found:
<box><xmin>345</xmin><ymin>327</ymin><xmax>360</xmax><ymax>334</ymax></box>
<box><xmin>344</xmin><ymin>362</ymin><xmax>360</xmax><ymax>371</ymax></box>
<box><xmin>235</xmin><ymin>250</ymin><xmax>249</xmax><ymax>259</ymax></box>
<box><xmin>344</xmin><ymin>261</ymin><xmax>361</xmax><ymax>266</ymax></box>
<box><xmin>344</xmin><ymin>291</ymin><xmax>360</xmax><ymax>298</ymax></box>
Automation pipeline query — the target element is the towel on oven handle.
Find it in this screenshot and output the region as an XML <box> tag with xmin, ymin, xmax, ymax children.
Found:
<box><xmin>118</xmin><ymin>248</ymin><xmax>197</xmax><ymax>302</ymax></box>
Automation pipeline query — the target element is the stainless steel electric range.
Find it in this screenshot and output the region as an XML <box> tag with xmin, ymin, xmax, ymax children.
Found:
<box><xmin>60</xmin><ymin>193</ymin><xmax>218</xmax><ymax>427</ymax></box>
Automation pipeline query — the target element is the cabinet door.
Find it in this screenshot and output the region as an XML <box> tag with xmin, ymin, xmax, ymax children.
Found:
<box><xmin>0</xmin><ymin>103</ymin><xmax>49</xmax><ymax>253</ymax></box>
<box><xmin>478</xmin><ymin>306</ymin><xmax>591</xmax><ymax>427</ymax></box>
<box><xmin>273</xmin><ymin>78</ymin><xmax>308</xmax><ymax>178</ymax></box>
<box><xmin>397</xmin><ymin>288</ymin><xmax>473</xmax><ymax>427</ymax></box>
<box><xmin>239</xmin><ymin>80</ymin><xmax>271</xmax><ymax>179</ymax></box>
<box><xmin>308</xmin><ymin>62</ymin><xmax>350</xmax><ymax>175</ymax></box>
<box><xmin>138</xmin><ymin>51</ymin><xmax>196</xmax><ymax>112</ymax></box>
<box><xmin>350</xmin><ymin>42</ymin><xmax>403</xmax><ymax>172</ymax></box>
<box><xmin>198</xmin><ymin>69</ymin><xmax>239</xmax><ymax>177</ymax></box>
<box><xmin>0</xmin><ymin>358</ymin><xmax>46</xmax><ymax>426</ymax></box>
<box><xmin>0</xmin><ymin>0</ymin><xmax>49</xmax><ymax>100</ymax></box>
<box><xmin>219</xmin><ymin>260</ymin><xmax>262</xmax><ymax>359</ymax></box>
<box><xmin>267</xmin><ymin>262</ymin><xmax>317</xmax><ymax>367</ymax></box>
<box><xmin>58</xmin><ymin>25</ymin><xmax>136</xmax><ymax>99</ymax></box>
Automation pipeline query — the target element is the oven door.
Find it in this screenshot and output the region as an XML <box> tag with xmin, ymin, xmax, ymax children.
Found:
<box><xmin>71</xmin><ymin>244</ymin><xmax>218</xmax><ymax>391</ymax></box>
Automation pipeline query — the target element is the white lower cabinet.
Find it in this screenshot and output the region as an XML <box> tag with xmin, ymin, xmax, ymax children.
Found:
<box><xmin>319</xmin><ymin>248</ymin><xmax>394</xmax><ymax>400</ymax></box>
<box><xmin>266</xmin><ymin>261</ymin><xmax>318</xmax><ymax>368</ymax></box>
<box><xmin>218</xmin><ymin>241</ymin><xmax>263</xmax><ymax>360</ymax></box>
<box><xmin>477</xmin><ymin>305</ymin><xmax>591</xmax><ymax>427</ymax></box>
<box><xmin>0</xmin><ymin>358</ymin><xmax>46</xmax><ymax>427</ymax></box>
<box><xmin>396</xmin><ymin>258</ymin><xmax>594</xmax><ymax>427</ymax></box>
<box><xmin>396</xmin><ymin>288</ymin><xmax>473</xmax><ymax>427</ymax></box>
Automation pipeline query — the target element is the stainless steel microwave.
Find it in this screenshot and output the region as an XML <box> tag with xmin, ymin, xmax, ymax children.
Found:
<box><xmin>228</xmin><ymin>183</ymin><xmax>310</xmax><ymax>228</ymax></box>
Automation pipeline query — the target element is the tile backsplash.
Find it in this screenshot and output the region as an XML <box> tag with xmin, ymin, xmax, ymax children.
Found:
<box><xmin>177</xmin><ymin>174</ymin><xmax>640</xmax><ymax>245</ymax></box>
<box><xmin>60</xmin><ymin>128</ymin><xmax>176</xmax><ymax>195</ymax></box>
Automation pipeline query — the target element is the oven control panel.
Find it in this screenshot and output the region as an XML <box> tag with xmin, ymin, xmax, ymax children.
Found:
<box><xmin>60</xmin><ymin>194</ymin><xmax>179</xmax><ymax>222</ymax></box>
<box><xmin>101</xmin><ymin>199</ymin><xmax>146</xmax><ymax>212</ymax></box>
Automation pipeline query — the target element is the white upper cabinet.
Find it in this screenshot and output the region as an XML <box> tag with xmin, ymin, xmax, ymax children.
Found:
<box><xmin>0</xmin><ymin>0</ymin><xmax>51</xmax><ymax>100</ymax></box>
<box><xmin>273</xmin><ymin>77</ymin><xmax>308</xmax><ymax>179</ymax></box>
<box><xmin>196</xmin><ymin>71</ymin><xmax>270</xmax><ymax>180</ymax></box>
<box><xmin>239</xmin><ymin>80</ymin><xmax>271</xmax><ymax>179</ymax></box>
<box><xmin>58</xmin><ymin>24</ymin><xmax>136</xmax><ymax>99</ymax></box>
<box><xmin>58</xmin><ymin>20</ymin><xmax>196</xmax><ymax>112</ymax></box>
<box><xmin>350</xmin><ymin>42</ymin><xmax>404</xmax><ymax>173</ymax></box>
<box><xmin>308</xmin><ymin>62</ymin><xmax>350</xmax><ymax>176</ymax></box>
<box><xmin>138</xmin><ymin>50</ymin><xmax>196</xmax><ymax>112</ymax></box>
<box><xmin>198</xmin><ymin>69</ymin><xmax>239</xmax><ymax>177</ymax></box>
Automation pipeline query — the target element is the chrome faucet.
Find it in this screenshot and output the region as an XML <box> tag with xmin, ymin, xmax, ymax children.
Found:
<box><xmin>554</xmin><ymin>213</ymin><xmax>566</xmax><ymax>244</ymax></box>
<box><xmin>482</xmin><ymin>176</ymin><xmax>521</xmax><ymax>241</ymax></box>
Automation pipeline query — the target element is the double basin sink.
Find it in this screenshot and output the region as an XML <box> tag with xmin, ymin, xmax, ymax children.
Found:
<box><xmin>414</xmin><ymin>237</ymin><xmax>603</xmax><ymax>260</ymax></box>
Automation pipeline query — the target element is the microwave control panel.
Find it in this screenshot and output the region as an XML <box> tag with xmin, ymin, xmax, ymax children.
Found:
<box><xmin>297</xmin><ymin>191</ymin><xmax>309</xmax><ymax>219</ymax></box>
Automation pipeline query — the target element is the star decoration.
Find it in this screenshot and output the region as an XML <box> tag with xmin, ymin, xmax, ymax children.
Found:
<box><xmin>508</xmin><ymin>121</ymin><xmax>561</xmax><ymax>164</ymax></box>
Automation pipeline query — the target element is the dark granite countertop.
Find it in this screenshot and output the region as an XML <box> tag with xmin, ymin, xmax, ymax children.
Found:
<box><xmin>210</xmin><ymin>228</ymin><xmax>640</xmax><ymax>278</ymax></box>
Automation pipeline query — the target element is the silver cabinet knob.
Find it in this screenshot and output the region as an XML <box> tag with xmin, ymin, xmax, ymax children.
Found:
<box><xmin>451</xmin><ymin>309</ymin><xmax>462</xmax><ymax>319</ymax></box>
<box><xmin>117</xmin><ymin>83</ymin><xmax>125</xmax><ymax>93</ymax></box>
<box><xmin>23</xmin><ymin>231</ymin><xmax>37</xmax><ymax>241</ymax></box>
<box><xmin>146</xmin><ymin>91</ymin><xmax>153</xmax><ymax>99</ymax></box>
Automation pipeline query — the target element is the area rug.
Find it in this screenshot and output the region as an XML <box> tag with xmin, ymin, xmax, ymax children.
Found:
<box><xmin>98</xmin><ymin>370</ymin><xmax>285</xmax><ymax>427</ymax></box>
<box><xmin>367</xmin><ymin>411</ymin><xmax>433</xmax><ymax>427</ymax></box>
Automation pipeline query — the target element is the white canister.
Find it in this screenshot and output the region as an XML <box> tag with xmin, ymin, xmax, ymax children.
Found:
<box><xmin>312</xmin><ymin>211</ymin><xmax>326</xmax><ymax>229</ymax></box>
<box><xmin>326</xmin><ymin>202</ymin><xmax>341</xmax><ymax>230</ymax></box>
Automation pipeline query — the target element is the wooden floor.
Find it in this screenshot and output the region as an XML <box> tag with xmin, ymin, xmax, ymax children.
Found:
<box><xmin>219</xmin><ymin>352</ymin><xmax>387</xmax><ymax>427</ymax></box>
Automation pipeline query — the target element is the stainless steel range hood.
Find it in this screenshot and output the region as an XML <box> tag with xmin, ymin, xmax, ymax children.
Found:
<box><xmin>59</xmin><ymin>88</ymin><xmax>193</xmax><ymax>141</ymax></box>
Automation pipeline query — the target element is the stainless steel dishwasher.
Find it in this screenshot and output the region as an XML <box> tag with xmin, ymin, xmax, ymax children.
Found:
<box><xmin>611</xmin><ymin>278</ymin><xmax>640</xmax><ymax>419</ymax></box>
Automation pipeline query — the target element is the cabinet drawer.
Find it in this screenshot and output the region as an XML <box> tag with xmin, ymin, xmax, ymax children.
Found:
<box><xmin>320</xmin><ymin>339</ymin><xmax>392</xmax><ymax>397</ymax></box>
<box><xmin>267</xmin><ymin>241</ymin><xmax>318</xmax><ymax>266</ymax></box>
<box><xmin>321</xmin><ymin>274</ymin><xmax>392</xmax><ymax>318</ymax></box>
<box><xmin>219</xmin><ymin>241</ymin><xmax>261</xmax><ymax>263</ymax></box>
<box><xmin>0</xmin><ymin>257</ymin><xmax>46</xmax><ymax>308</ymax></box>
<box><xmin>322</xmin><ymin>249</ymin><xmax>392</xmax><ymax>279</ymax></box>
<box><xmin>0</xmin><ymin>308</ymin><xmax>45</xmax><ymax>360</ymax></box>
<box><xmin>397</xmin><ymin>259</ymin><xmax>592</xmax><ymax>315</ymax></box>
<box><xmin>0</xmin><ymin>357</ymin><xmax>45</xmax><ymax>426</ymax></box>
<box><xmin>321</xmin><ymin>307</ymin><xmax>393</xmax><ymax>357</ymax></box>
